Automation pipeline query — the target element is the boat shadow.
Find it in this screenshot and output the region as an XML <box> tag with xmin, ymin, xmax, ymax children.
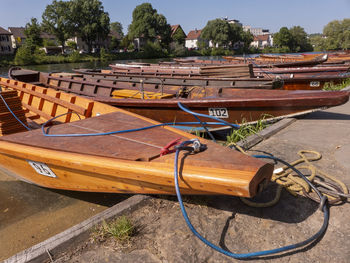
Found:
<box><xmin>301</xmin><ymin>110</ymin><xmax>350</xmax><ymax>120</ymax></box>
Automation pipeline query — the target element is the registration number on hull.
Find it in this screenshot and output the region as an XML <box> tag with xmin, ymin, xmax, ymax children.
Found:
<box><xmin>310</xmin><ymin>81</ymin><xmax>320</xmax><ymax>87</ymax></box>
<box><xmin>27</xmin><ymin>161</ymin><xmax>57</xmax><ymax>178</ymax></box>
<box><xmin>208</xmin><ymin>108</ymin><xmax>229</xmax><ymax>118</ymax></box>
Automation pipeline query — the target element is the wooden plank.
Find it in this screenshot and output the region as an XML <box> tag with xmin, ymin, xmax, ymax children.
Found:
<box><xmin>22</xmin><ymin>102</ymin><xmax>54</xmax><ymax>121</ymax></box>
<box><xmin>0</xmin><ymin>80</ymin><xmax>87</xmax><ymax>116</ymax></box>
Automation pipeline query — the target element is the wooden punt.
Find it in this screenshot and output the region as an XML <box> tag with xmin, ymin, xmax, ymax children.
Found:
<box><xmin>110</xmin><ymin>63</ymin><xmax>255</xmax><ymax>78</ymax></box>
<box><xmin>8</xmin><ymin>69</ymin><xmax>350</xmax><ymax>126</ymax></box>
<box><xmin>73</xmin><ymin>68</ymin><xmax>350</xmax><ymax>91</ymax></box>
<box><xmin>70</xmin><ymin>68</ymin><xmax>277</xmax><ymax>90</ymax></box>
<box><xmin>0</xmin><ymin>77</ymin><xmax>274</xmax><ymax>197</ymax></box>
<box><xmin>223</xmin><ymin>54</ymin><xmax>328</xmax><ymax>68</ymax></box>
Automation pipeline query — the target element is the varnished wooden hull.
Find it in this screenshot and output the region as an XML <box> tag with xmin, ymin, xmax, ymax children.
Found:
<box><xmin>0</xmin><ymin>77</ymin><xmax>273</xmax><ymax>197</ymax></box>
<box><xmin>8</xmin><ymin>69</ymin><xmax>350</xmax><ymax>125</ymax></box>
<box><xmin>95</xmin><ymin>89</ymin><xmax>349</xmax><ymax>124</ymax></box>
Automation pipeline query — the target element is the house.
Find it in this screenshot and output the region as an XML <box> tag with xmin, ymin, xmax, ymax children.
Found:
<box><xmin>243</xmin><ymin>26</ymin><xmax>270</xmax><ymax>36</ymax></box>
<box><xmin>40</xmin><ymin>32</ymin><xmax>57</xmax><ymax>46</ymax></box>
<box><xmin>250</xmin><ymin>34</ymin><xmax>274</xmax><ymax>49</ymax></box>
<box><xmin>68</xmin><ymin>31</ymin><xmax>122</xmax><ymax>52</ymax></box>
<box><xmin>0</xmin><ymin>27</ymin><xmax>14</xmax><ymax>55</ymax></box>
<box><xmin>170</xmin><ymin>24</ymin><xmax>186</xmax><ymax>49</ymax></box>
<box><xmin>185</xmin><ymin>29</ymin><xmax>205</xmax><ymax>49</ymax></box>
<box><xmin>8</xmin><ymin>27</ymin><xmax>57</xmax><ymax>50</ymax></box>
<box><xmin>8</xmin><ymin>27</ymin><xmax>26</xmax><ymax>48</ymax></box>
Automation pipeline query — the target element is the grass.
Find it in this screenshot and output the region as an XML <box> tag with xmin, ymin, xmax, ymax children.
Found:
<box><xmin>225</xmin><ymin>116</ymin><xmax>270</xmax><ymax>145</ymax></box>
<box><xmin>92</xmin><ymin>216</ymin><xmax>134</xmax><ymax>243</ymax></box>
<box><xmin>323</xmin><ymin>78</ymin><xmax>350</xmax><ymax>91</ymax></box>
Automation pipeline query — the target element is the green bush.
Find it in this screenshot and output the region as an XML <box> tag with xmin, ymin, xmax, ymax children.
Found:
<box><xmin>100</xmin><ymin>47</ymin><xmax>108</xmax><ymax>61</ymax></box>
<box><xmin>14</xmin><ymin>45</ymin><xmax>35</xmax><ymax>65</ymax></box>
<box><xmin>68</xmin><ymin>50</ymin><xmax>81</xmax><ymax>63</ymax></box>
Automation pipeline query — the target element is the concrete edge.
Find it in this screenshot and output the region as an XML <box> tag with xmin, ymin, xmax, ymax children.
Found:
<box><xmin>3</xmin><ymin>194</ymin><xmax>151</xmax><ymax>263</ymax></box>
<box><xmin>236</xmin><ymin>118</ymin><xmax>296</xmax><ymax>149</ymax></box>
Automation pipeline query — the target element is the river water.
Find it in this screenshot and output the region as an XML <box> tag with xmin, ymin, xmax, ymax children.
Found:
<box><xmin>0</xmin><ymin>56</ymin><xmax>226</xmax><ymax>77</ymax></box>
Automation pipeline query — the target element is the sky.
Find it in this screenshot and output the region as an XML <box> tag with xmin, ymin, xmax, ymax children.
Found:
<box><xmin>0</xmin><ymin>0</ymin><xmax>349</xmax><ymax>35</ymax></box>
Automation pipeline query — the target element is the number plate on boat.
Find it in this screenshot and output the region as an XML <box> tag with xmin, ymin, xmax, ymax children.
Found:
<box><xmin>208</xmin><ymin>108</ymin><xmax>229</xmax><ymax>118</ymax></box>
<box><xmin>310</xmin><ymin>81</ymin><xmax>320</xmax><ymax>87</ymax></box>
<box><xmin>27</xmin><ymin>161</ymin><xmax>57</xmax><ymax>178</ymax></box>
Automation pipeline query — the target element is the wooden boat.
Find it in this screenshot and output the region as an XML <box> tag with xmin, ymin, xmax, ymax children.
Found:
<box><xmin>69</xmin><ymin>68</ymin><xmax>350</xmax><ymax>92</ymax></box>
<box><xmin>254</xmin><ymin>65</ymin><xmax>350</xmax><ymax>78</ymax></box>
<box><xmin>223</xmin><ymin>54</ymin><xmax>329</xmax><ymax>68</ymax></box>
<box><xmin>110</xmin><ymin>63</ymin><xmax>255</xmax><ymax>78</ymax></box>
<box><xmin>8</xmin><ymin>69</ymin><xmax>350</xmax><ymax>126</ymax></box>
<box><xmin>0</xmin><ymin>77</ymin><xmax>274</xmax><ymax>197</ymax></box>
<box><xmin>70</xmin><ymin>68</ymin><xmax>278</xmax><ymax>90</ymax></box>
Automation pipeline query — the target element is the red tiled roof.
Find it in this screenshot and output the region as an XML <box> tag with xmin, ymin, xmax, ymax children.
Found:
<box><xmin>0</xmin><ymin>26</ymin><xmax>12</xmax><ymax>35</ymax></box>
<box><xmin>186</xmin><ymin>29</ymin><xmax>202</xmax><ymax>40</ymax></box>
<box><xmin>254</xmin><ymin>34</ymin><xmax>269</xmax><ymax>41</ymax></box>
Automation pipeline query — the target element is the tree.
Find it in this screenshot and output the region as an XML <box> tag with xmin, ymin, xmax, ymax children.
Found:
<box><xmin>69</xmin><ymin>0</ymin><xmax>110</xmax><ymax>52</ymax></box>
<box><xmin>110</xmin><ymin>22</ymin><xmax>124</xmax><ymax>38</ymax></box>
<box><xmin>128</xmin><ymin>3</ymin><xmax>171</xmax><ymax>48</ymax></box>
<box><xmin>172</xmin><ymin>27</ymin><xmax>186</xmax><ymax>45</ymax></box>
<box><xmin>323</xmin><ymin>19</ymin><xmax>350</xmax><ymax>50</ymax></box>
<box><xmin>289</xmin><ymin>26</ymin><xmax>313</xmax><ymax>52</ymax></box>
<box><xmin>239</xmin><ymin>28</ymin><xmax>253</xmax><ymax>52</ymax></box>
<box><xmin>273</xmin><ymin>27</ymin><xmax>293</xmax><ymax>52</ymax></box>
<box><xmin>201</xmin><ymin>19</ymin><xmax>232</xmax><ymax>47</ymax></box>
<box><xmin>201</xmin><ymin>19</ymin><xmax>242</xmax><ymax>49</ymax></box>
<box><xmin>24</xmin><ymin>18</ymin><xmax>43</xmax><ymax>51</ymax></box>
<box><xmin>42</xmin><ymin>0</ymin><xmax>72</xmax><ymax>53</ymax></box>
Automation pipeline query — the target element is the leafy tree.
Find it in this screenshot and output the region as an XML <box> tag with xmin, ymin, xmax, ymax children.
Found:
<box><xmin>24</xmin><ymin>18</ymin><xmax>42</xmax><ymax>51</ymax></box>
<box><xmin>240</xmin><ymin>29</ymin><xmax>254</xmax><ymax>52</ymax></box>
<box><xmin>120</xmin><ymin>35</ymin><xmax>132</xmax><ymax>49</ymax></box>
<box><xmin>323</xmin><ymin>19</ymin><xmax>350</xmax><ymax>50</ymax></box>
<box><xmin>201</xmin><ymin>19</ymin><xmax>242</xmax><ymax>49</ymax></box>
<box><xmin>110</xmin><ymin>22</ymin><xmax>124</xmax><ymax>38</ymax></box>
<box><xmin>66</xmin><ymin>40</ymin><xmax>78</xmax><ymax>50</ymax></box>
<box><xmin>309</xmin><ymin>34</ymin><xmax>327</xmax><ymax>51</ymax></box>
<box><xmin>273</xmin><ymin>27</ymin><xmax>293</xmax><ymax>52</ymax></box>
<box><xmin>42</xmin><ymin>0</ymin><xmax>72</xmax><ymax>53</ymax></box>
<box><xmin>201</xmin><ymin>19</ymin><xmax>232</xmax><ymax>47</ymax></box>
<box><xmin>128</xmin><ymin>3</ymin><xmax>171</xmax><ymax>48</ymax></box>
<box><xmin>289</xmin><ymin>26</ymin><xmax>313</xmax><ymax>52</ymax></box>
<box><xmin>69</xmin><ymin>0</ymin><xmax>110</xmax><ymax>52</ymax></box>
<box><xmin>172</xmin><ymin>27</ymin><xmax>186</xmax><ymax>44</ymax></box>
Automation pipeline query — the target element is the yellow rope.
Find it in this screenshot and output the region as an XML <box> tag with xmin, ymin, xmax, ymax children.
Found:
<box><xmin>228</xmin><ymin>142</ymin><xmax>349</xmax><ymax>207</ymax></box>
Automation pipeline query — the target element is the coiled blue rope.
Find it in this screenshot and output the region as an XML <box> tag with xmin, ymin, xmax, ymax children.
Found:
<box><xmin>174</xmin><ymin>141</ymin><xmax>329</xmax><ymax>259</ymax></box>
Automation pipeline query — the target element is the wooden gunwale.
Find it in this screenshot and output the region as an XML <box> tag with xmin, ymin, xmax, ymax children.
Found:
<box><xmin>71</xmin><ymin>69</ymin><xmax>275</xmax><ymax>89</ymax></box>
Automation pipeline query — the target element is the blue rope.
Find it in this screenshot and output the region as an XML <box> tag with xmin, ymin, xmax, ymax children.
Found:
<box><xmin>174</xmin><ymin>141</ymin><xmax>329</xmax><ymax>259</ymax></box>
<box><xmin>177</xmin><ymin>102</ymin><xmax>240</xmax><ymax>129</ymax></box>
<box><xmin>42</xmin><ymin>103</ymin><xmax>240</xmax><ymax>137</ymax></box>
<box><xmin>0</xmin><ymin>93</ymin><xmax>31</xmax><ymax>131</ymax></box>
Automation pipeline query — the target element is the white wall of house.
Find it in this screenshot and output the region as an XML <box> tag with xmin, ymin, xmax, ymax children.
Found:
<box><xmin>185</xmin><ymin>39</ymin><xmax>198</xmax><ymax>49</ymax></box>
<box><xmin>250</xmin><ymin>35</ymin><xmax>273</xmax><ymax>49</ymax></box>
